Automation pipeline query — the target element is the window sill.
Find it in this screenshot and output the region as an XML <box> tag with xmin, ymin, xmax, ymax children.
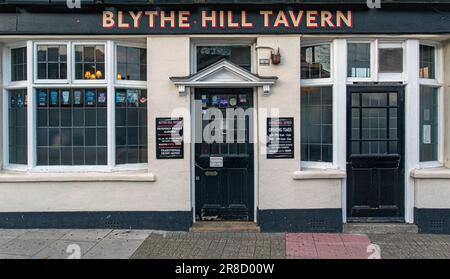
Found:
<box><xmin>293</xmin><ymin>169</ymin><xmax>346</xmax><ymax>180</ymax></box>
<box><xmin>410</xmin><ymin>167</ymin><xmax>450</xmax><ymax>179</ymax></box>
<box><xmin>0</xmin><ymin>171</ymin><xmax>156</xmax><ymax>183</ymax></box>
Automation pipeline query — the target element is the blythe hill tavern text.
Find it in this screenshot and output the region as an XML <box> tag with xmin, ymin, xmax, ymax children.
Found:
<box><xmin>103</xmin><ymin>10</ymin><xmax>353</xmax><ymax>29</ymax></box>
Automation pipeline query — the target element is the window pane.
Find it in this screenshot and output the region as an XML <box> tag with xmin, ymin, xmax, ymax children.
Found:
<box><xmin>420</xmin><ymin>86</ymin><xmax>438</xmax><ymax>162</ymax></box>
<box><xmin>11</xmin><ymin>47</ymin><xmax>27</xmax><ymax>82</ymax></box>
<box><xmin>36</xmin><ymin>45</ymin><xmax>67</xmax><ymax>79</ymax></box>
<box><xmin>348</xmin><ymin>43</ymin><xmax>371</xmax><ymax>78</ymax></box>
<box><xmin>301</xmin><ymin>86</ymin><xmax>333</xmax><ymax>163</ymax></box>
<box><xmin>197</xmin><ymin>46</ymin><xmax>251</xmax><ymax>71</ymax></box>
<box><xmin>36</xmin><ymin>88</ymin><xmax>107</xmax><ymax>166</ymax></box>
<box><xmin>8</xmin><ymin>89</ymin><xmax>28</xmax><ymax>165</ymax></box>
<box><xmin>379</xmin><ymin>48</ymin><xmax>403</xmax><ymax>73</ymax></box>
<box><xmin>74</xmin><ymin>45</ymin><xmax>106</xmax><ymax>80</ymax></box>
<box><xmin>115</xmin><ymin>89</ymin><xmax>148</xmax><ymax>164</ymax></box>
<box><xmin>301</xmin><ymin>44</ymin><xmax>331</xmax><ymax>79</ymax></box>
<box><xmin>420</xmin><ymin>45</ymin><xmax>435</xmax><ymax>79</ymax></box>
<box><xmin>116</xmin><ymin>46</ymin><xmax>147</xmax><ymax>81</ymax></box>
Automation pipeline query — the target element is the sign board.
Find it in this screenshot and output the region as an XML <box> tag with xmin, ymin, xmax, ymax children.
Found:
<box><xmin>2</xmin><ymin>7</ymin><xmax>450</xmax><ymax>35</ymax></box>
<box><xmin>267</xmin><ymin>117</ymin><xmax>294</xmax><ymax>159</ymax></box>
<box><xmin>210</xmin><ymin>157</ymin><xmax>224</xmax><ymax>168</ymax></box>
<box><xmin>156</xmin><ymin>117</ymin><xmax>184</xmax><ymax>159</ymax></box>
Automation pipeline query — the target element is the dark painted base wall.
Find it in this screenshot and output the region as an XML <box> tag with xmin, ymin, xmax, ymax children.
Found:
<box><xmin>0</xmin><ymin>211</ymin><xmax>192</xmax><ymax>231</ymax></box>
<box><xmin>258</xmin><ymin>209</ymin><xmax>343</xmax><ymax>233</ymax></box>
<box><xmin>415</xmin><ymin>208</ymin><xmax>450</xmax><ymax>234</ymax></box>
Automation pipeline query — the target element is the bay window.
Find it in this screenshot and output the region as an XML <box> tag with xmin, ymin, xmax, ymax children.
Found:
<box><xmin>3</xmin><ymin>40</ymin><xmax>148</xmax><ymax>171</ymax></box>
<box><xmin>419</xmin><ymin>86</ymin><xmax>439</xmax><ymax>162</ymax></box>
<box><xmin>420</xmin><ymin>44</ymin><xmax>436</xmax><ymax>79</ymax></box>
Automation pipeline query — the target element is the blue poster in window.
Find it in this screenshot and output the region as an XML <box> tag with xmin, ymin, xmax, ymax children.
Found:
<box><xmin>17</xmin><ymin>94</ymin><xmax>24</xmax><ymax>107</ymax></box>
<box><xmin>127</xmin><ymin>90</ymin><xmax>139</xmax><ymax>107</ymax></box>
<box><xmin>85</xmin><ymin>90</ymin><xmax>96</xmax><ymax>107</ymax></box>
<box><xmin>50</xmin><ymin>90</ymin><xmax>59</xmax><ymax>107</ymax></box>
<box><xmin>115</xmin><ymin>91</ymin><xmax>126</xmax><ymax>106</ymax></box>
<box><xmin>38</xmin><ymin>90</ymin><xmax>47</xmax><ymax>107</ymax></box>
<box><xmin>98</xmin><ymin>91</ymin><xmax>107</xmax><ymax>106</ymax></box>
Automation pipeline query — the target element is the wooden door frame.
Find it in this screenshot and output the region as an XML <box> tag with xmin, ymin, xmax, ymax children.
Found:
<box><xmin>190</xmin><ymin>87</ymin><xmax>258</xmax><ymax>224</ymax></box>
<box><xmin>346</xmin><ymin>84</ymin><xmax>406</xmax><ymax>223</ymax></box>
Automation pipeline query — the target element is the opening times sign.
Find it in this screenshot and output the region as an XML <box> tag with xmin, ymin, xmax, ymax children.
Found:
<box><xmin>156</xmin><ymin>118</ymin><xmax>184</xmax><ymax>159</ymax></box>
<box><xmin>267</xmin><ymin>118</ymin><xmax>295</xmax><ymax>159</ymax></box>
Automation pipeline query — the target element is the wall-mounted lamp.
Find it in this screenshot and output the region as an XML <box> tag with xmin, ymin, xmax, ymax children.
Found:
<box><xmin>255</xmin><ymin>46</ymin><xmax>281</xmax><ymax>65</ymax></box>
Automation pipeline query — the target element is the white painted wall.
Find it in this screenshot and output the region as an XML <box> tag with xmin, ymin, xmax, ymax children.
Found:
<box><xmin>256</xmin><ymin>35</ymin><xmax>342</xmax><ymax>210</ymax></box>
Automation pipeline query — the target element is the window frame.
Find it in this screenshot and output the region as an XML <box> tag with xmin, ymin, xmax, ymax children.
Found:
<box><xmin>300</xmin><ymin>40</ymin><xmax>337</xmax><ymax>170</ymax></box>
<box><xmin>377</xmin><ymin>41</ymin><xmax>405</xmax><ymax>82</ymax></box>
<box><xmin>33</xmin><ymin>41</ymin><xmax>70</xmax><ymax>84</ymax></box>
<box><xmin>2</xmin><ymin>40</ymin><xmax>148</xmax><ymax>172</ymax></box>
<box><xmin>417</xmin><ymin>41</ymin><xmax>443</xmax><ymax>168</ymax></box>
<box><xmin>419</xmin><ymin>42</ymin><xmax>442</xmax><ymax>86</ymax></box>
<box><xmin>300</xmin><ymin>41</ymin><xmax>333</xmax><ymax>86</ymax></box>
<box><xmin>346</xmin><ymin>40</ymin><xmax>377</xmax><ymax>83</ymax></box>
<box><xmin>191</xmin><ymin>40</ymin><xmax>256</xmax><ymax>74</ymax></box>
<box><xmin>72</xmin><ymin>41</ymin><xmax>108</xmax><ymax>85</ymax></box>
<box><xmin>114</xmin><ymin>41</ymin><xmax>148</xmax><ymax>87</ymax></box>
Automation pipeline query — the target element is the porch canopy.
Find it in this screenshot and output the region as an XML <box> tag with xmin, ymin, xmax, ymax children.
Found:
<box><xmin>170</xmin><ymin>59</ymin><xmax>278</xmax><ymax>96</ymax></box>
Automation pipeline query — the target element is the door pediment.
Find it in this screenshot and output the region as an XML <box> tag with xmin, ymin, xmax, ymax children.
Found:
<box><xmin>170</xmin><ymin>59</ymin><xmax>278</xmax><ymax>95</ymax></box>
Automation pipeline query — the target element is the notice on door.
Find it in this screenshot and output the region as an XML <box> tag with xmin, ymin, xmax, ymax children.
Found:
<box><xmin>156</xmin><ymin>117</ymin><xmax>184</xmax><ymax>159</ymax></box>
<box><xmin>267</xmin><ymin>117</ymin><xmax>294</xmax><ymax>159</ymax></box>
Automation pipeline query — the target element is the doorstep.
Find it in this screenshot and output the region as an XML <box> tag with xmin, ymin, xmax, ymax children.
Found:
<box><xmin>191</xmin><ymin>222</ymin><xmax>261</xmax><ymax>233</ymax></box>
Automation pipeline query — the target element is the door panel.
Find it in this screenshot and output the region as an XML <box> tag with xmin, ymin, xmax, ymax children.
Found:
<box><xmin>347</xmin><ymin>86</ymin><xmax>405</xmax><ymax>220</ymax></box>
<box><xmin>195</xmin><ymin>88</ymin><xmax>254</xmax><ymax>221</ymax></box>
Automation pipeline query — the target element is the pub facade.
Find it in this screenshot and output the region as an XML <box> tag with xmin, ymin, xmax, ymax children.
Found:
<box><xmin>0</xmin><ymin>0</ymin><xmax>450</xmax><ymax>234</ymax></box>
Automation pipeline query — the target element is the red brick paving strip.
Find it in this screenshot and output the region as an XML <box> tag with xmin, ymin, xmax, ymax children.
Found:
<box><xmin>286</xmin><ymin>233</ymin><xmax>373</xmax><ymax>259</ymax></box>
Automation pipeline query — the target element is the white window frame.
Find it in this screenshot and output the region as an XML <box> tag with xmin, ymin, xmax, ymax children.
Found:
<box><xmin>300</xmin><ymin>41</ymin><xmax>336</xmax><ymax>169</ymax></box>
<box><xmin>72</xmin><ymin>41</ymin><xmax>108</xmax><ymax>85</ymax></box>
<box><xmin>33</xmin><ymin>41</ymin><xmax>70</xmax><ymax>84</ymax></box>
<box><xmin>346</xmin><ymin>40</ymin><xmax>377</xmax><ymax>83</ymax></box>
<box><xmin>300</xmin><ymin>41</ymin><xmax>334</xmax><ymax>86</ymax></box>
<box><xmin>417</xmin><ymin>41</ymin><xmax>443</xmax><ymax>168</ymax></box>
<box><xmin>2</xmin><ymin>40</ymin><xmax>148</xmax><ymax>172</ymax></box>
<box><xmin>191</xmin><ymin>40</ymin><xmax>256</xmax><ymax>74</ymax></box>
<box><xmin>114</xmin><ymin>41</ymin><xmax>148</xmax><ymax>87</ymax></box>
<box><xmin>377</xmin><ymin>41</ymin><xmax>406</xmax><ymax>82</ymax></box>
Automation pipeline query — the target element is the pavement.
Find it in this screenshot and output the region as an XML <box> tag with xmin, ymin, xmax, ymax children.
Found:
<box><xmin>1</xmin><ymin>229</ymin><xmax>449</xmax><ymax>259</ymax></box>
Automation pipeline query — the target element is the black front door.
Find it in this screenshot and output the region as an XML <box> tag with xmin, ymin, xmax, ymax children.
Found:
<box><xmin>347</xmin><ymin>86</ymin><xmax>405</xmax><ymax>221</ymax></box>
<box><xmin>195</xmin><ymin>88</ymin><xmax>254</xmax><ymax>221</ymax></box>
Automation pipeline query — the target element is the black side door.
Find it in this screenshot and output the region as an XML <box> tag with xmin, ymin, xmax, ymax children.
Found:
<box><xmin>347</xmin><ymin>86</ymin><xmax>405</xmax><ymax>221</ymax></box>
<box><xmin>195</xmin><ymin>88</ymin><xmax>254</xmax><ymax>221</ymax></box>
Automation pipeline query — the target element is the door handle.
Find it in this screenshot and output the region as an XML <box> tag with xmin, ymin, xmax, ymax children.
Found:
<box><xmin>205</xmin><ymin>171</ymin><xmax>219</xmax><ymax>177</ymax></box>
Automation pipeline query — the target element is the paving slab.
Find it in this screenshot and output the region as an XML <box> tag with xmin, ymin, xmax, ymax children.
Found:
<box><xmin>17</xmin><ymin>229</ymin><xmax>70</xmax><ymax>240</ymax></box>
<box><xmin>0</xmin><ymin>238</ymin><xmax>54</xmax><ymax>257</ymax></box>
<box><xmin>83</xmin><ymin>239</ymin><xmax>144</xmax><ymax>259</ymax></box>
<box><xmin>61</xmin><ymin>229</ymin><xmax>113</xmax><ymax>242</ymax></box>
<box><xmin>32</xmin><ymin>240</ymin><xmax>98</xmax><ymax>259</ymax></box>
<box><xmin>106</xmin><ymin>230</ymin><xmax>153</xmax><ymax>241</ymax></box>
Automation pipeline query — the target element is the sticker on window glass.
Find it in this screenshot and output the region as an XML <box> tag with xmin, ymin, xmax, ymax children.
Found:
<box><xmin>424</xmin><ymin>109</ymin><xmax>431</xmax><ymax>121</ymax></box>
<box><xmin>423</xmin><ymin>124</ymin><xmax>432</xmax><ymax>144</ymax></box>
<box><xmin>238</xmin><ymin>94</ymin><xmax>248</xmax><ymax>106</ymax></box>
<box><xmin>62</xmin><ymin>90</ymin><xmax>71</xmax><ymax>106</ymax></box>
<box><xmin>127</xmin><ymin>90</ymin><xmax>139</xmax><ymax>107</ymax></box>
<box><xmin>85</xmin><ymin>90</ymin><xmax>96</xmax><ymax>107</ymax></box>
<box><xmin>10</xmin><ymin>95</ymin><xmax>16</xmax><ymax>108</ymax></box>
<box><xmin>202</xmin><ymin>95</ymin><xmax>208</xmax><ymax>108</ymax></box>
<box><xmin>115</xmin><ymin>90</ymin><xmax>126</xmax><ymax>106</ymax></box>
<box><xmin>98</xmin><ymin>91</ymin><xmax>107</xmax><ymax>106</ymax></box>
<box><xmin>38</xmin><ymin>90</ymin><xmax>47</xmax><ymax>107</ymax></box>
<box><xmin>17</xmin><ymin>94</ymin><xmax>24</xmax><ymax>108</ymax></box>
<box><xmin>211</xmin><ymin>95</ymin><xmax>219</xmax><ymax>106</ymax></box>
<box><xmin>73</xmin><ymin>90</ymin><xmax>82</xmax><ymax>106</ymax></box>
<box><xmin>219</xmin><ymin>96</ymin><xmax>229</xmax><ymax>108</ymax></box>
<box><xmin>50</xmin><ymin>90</ymin><xmax>59</xmax><ymax>107</ymax></box>
<box><xmin>229</xmin><ymin>96</ymin><xmax>237</xmax><ymax>107</ymax></box>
